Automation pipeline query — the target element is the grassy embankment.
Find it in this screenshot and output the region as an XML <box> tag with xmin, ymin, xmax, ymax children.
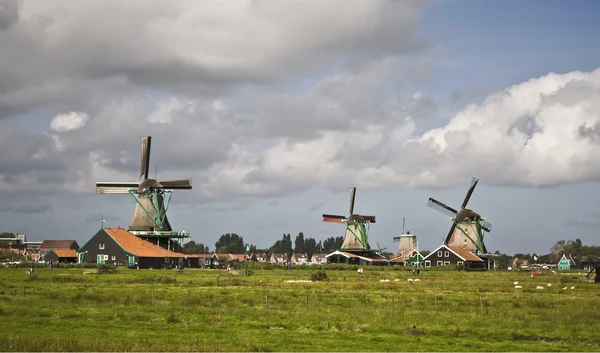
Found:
<box><xmin>0</xmin><ymin>266</ymin><xmax>599</xmax><ymax>352</ymax></box>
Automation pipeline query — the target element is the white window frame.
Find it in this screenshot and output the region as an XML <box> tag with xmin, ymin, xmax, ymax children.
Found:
<box><xmin>444</xmin><ymin>261</ymin><xmax>450</xmax><ymax>265</ymax></box>
<box><xmin>437</xmin><ymin>261</ymin><xmax>443</xmax><ymax>266</ymax></box>
<box><xmin>104</xmin><ymin>255</ymin><xmax>108</xmax><ymax>260</ymax></box>
<box><xmin>99</xmin><ymin>243</ymin><xmax>105</xmax><ymax>250</ymax></box>
<box><xmin>444</xmin><ymin>251</ymin><xmax>449</xmax><ymax>257</ymax></box>
<box><xmin>425</xmin><ymin>260</ymin><xmax>431</xmax><ymax>267</ymax></box>
<box><xmin>111</xmin><ymin>255</ymin><xmax>116</xmax><ymax>261</ymax></box>
<box><xmin>457</xmin><ymin>261</ymin><xmax>464</xmax><ymax>266</ymax></box>
<box><xmin>437</xmin><ymin>251</ymin><xmax>442</xmax><ymax>257</ymax></box>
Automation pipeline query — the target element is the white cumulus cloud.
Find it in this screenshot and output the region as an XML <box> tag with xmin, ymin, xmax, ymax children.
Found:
<box><xmin>50</xmin><ymin>111</ymin><xmax>90</xmax><ymax>132</ymax></box>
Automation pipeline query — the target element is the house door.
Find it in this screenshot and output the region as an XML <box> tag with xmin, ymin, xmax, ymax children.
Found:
<box><xmin>78</xmin><ymin>253</ymin><xmax>85</xmax><ymax>264</ymax></box>
<box><xmin>97</xmin><ymin>255</ymin><xmax>105</xmax><ymax>265</ymax></box>
<box><xmin>129</xmin><ymin>256</ymin><xmax>135</xmax><ymax>267</ymax></box>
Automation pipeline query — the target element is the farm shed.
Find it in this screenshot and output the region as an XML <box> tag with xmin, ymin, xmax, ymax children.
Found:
<box><xmin>40</xmin><ymin>240</ymin><xmax>79</xmax><ymax>256</ymax></box>
<box><xmin>78</xmin><ymin>228</ymin><xmax>186</xmax><ymax>269</ymax></box>
<box><xmin>44</xmin><ymin>249</ymin><xmax>78</xmax><ymax>263</ymax></box>
<box><xmin>423</xmin><ymin>245</ymin><xmax>484</xmax><ymax>269</ymax></box>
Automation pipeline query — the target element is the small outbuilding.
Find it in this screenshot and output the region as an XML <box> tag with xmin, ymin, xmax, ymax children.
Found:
<box><xmin>44</xmin><ymin>249</ymin><xmax>78</xmax><ymax>263</ymax></box>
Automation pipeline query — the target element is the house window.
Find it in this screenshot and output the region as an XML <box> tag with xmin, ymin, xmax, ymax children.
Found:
<box><xmin>444</xmin><ymin>261</ymin><xmax>450</xmax><ymax>265</ymax></box>
<box><xmin>444</xmin><ymin>251</ymin><xmax>449</xmax><ymax>257</ymax></box>
<box><xmin>111</xmin><ymin>256</ymin><xmax>116</xmax><ymax>261</ymax></box>
<box><xmin>104</xmin><ymin>255</ymin><xmax>108</xmax><ymax>260</ymax></box>
<box><xmin>437</xmin><ymin>251</ymin><xmax>442</xmax><ymax>257</ymax></box>
<box><xmin>457</xmin><ymin>261</ymin><xmax>464</xmax><ymax>266</ymax></box>
<box><xmin>437</xmin><ymin>261</ymin><xmax>443</xmax><ymax>266</ymax></box>
<box><xmin>99</xmin><ymin>243</ymin><xmax>105</xmax><ymax>250</ymax></box>
<box><xmin>425</xmin><ymin>260</ymin><xmax>431</xmax><ymax>267</ymax></box>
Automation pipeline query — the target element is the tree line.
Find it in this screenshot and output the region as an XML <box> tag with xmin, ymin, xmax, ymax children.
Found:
<box><xmin>182</xmin><ymin>232</ymin><xmax>345</xmax><ymax>259</ymax></box>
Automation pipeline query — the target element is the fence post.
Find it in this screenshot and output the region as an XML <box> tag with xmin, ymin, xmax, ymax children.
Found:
<box><xmin>306</xmin><ymin>291</ymin><xmax>308</xmax><ymax>310</ymax></box>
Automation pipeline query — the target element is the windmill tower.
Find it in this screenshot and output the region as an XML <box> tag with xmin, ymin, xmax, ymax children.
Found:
<box><xmin>95</xmin><ymin>136</ymin><xmax>192</xmax><ymax>251</ymax></box>
<box><xmin>322</xmin><ymin>187</ymin><xmax>376</xmax><ymax>251</ymax></box>
<box><xmin>426</xmin><ymin>177</ymin><xmax>492</xmax><ymax>255</ymax></box>
<box><xmin>393</xmin><ymin>217</ymin><xmax>417</xmax><ymax>257</ymax></box>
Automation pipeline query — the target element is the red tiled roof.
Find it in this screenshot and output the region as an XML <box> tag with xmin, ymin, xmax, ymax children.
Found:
<box><xmin>50</xmin><ymin>249</ymin><xmax>77</xmax><ymax>258</ymax></box>
<box><xmin>448</xmin><ymin>246</ymin><xmax>483</xmax><ymax>262</ymax></box>
<box><xmin>41</xmin><ymin>240</ymin><xmax>77</xmax><ymax>249</ymax></box>
<box><xmin>103</xmin><ymin>228</ymin><xmax>185</xmax><ymax>258</ymax></box>
<box><xmin>228</xmin><ymin>254</ymin><xmax>247</xmax><ymax>262</ymax></box>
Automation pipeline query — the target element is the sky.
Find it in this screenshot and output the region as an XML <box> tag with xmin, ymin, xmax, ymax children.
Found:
<box><xmin>1</xmin><ymin>0</ymin><xmax>600</xmax><ymax>255</ymax></box>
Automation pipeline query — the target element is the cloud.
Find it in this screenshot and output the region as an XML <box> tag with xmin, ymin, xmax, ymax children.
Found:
<box><xmin>563</xmin><ymin>212</ymin><xmax>600</xmax><ymax>227</ymax></box>
<box><xmin>13</xmin><ymin>200</ymin><xmax>53</xmax><ymax>213</ymax></box>
<box><xmin>50</xmin><ymin>111</ymin><xmax>90</xmax><ymax>132</ymax></box>
<box><xmin>0</xmin><ymin>1</ymin><xmax>425</xmax><ymax>119</ymax></box>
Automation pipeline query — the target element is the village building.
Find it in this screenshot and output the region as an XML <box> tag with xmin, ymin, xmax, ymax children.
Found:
<box><xmin>40</xmin><ymin>240</ymin><xmax>79</xmax><ymax>256</ymax></box>
<box><xmin>557</xmin><ymin>254</ymin><xmax>576</xmax><ymax>270</ymax></box>
<box><xmin>390</xmin><ymin>250</ymin><xmax>424</xmax><ymax>267</ymax></box>
<box><xmin>582</xmin><ymin>257</ymin><xmax>600</xmax><ymax>272</ymax></box>
<box><xmin>78</xmin><ymin>228</ymin><xmax>187</xmax><ymax>269</ymax></box>
<box><xmin>250</xmin><ymin>252</ymin><xmax>268</xmax><ymax>262</ymax></box>
<box><xmin>423</xmin><ymin>245</ymin><xmax>484</xmax><ymax>269</ymax></box>
<box><xmin>310</xmin><ymin>253</ymin><xmax>327</xmax><ymax>265</ymax></box>
<box><xmin>44</xmin><ymin>249</ymin><xmax>78</xmax><ymax>263</ymax></box>
<box><xmin>270</xmin><ymin>253</ymin><xmax>288</xmax><ymax>265</ymax></box>
<box><xmin>325</xmin><ymin>250</ymin><xmax>388</xmax><ymax>266</ymax></box>
<box><xmin>291</xmin><ymin>253</ymin><xmax>309</xmax><ymax>265</ymax></box>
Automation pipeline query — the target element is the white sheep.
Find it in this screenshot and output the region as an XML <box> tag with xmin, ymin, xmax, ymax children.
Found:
<box><xmin>562</xmin><ymin>287</ymin><xmax>567</xmax><ymax>290</ymax></box>
<box><xmin>394</xmin><ymin>279</ymin><xmax>400</xmax><ymax>282</ymax></box>
<box><xmin>408</xmin><ymin>278</ymin><xmax>414</xmax><ymax>283</ymax></box>
<box><xmin>547</xmin><ymin>283</ymin><xmax>552</xmax><ymax>287</ymax></box>
<box><xmin>571</xmin><ymin>286</ymin><xmax>575</xmax><ymax>290</ymax></box>
<box><xmin>513</xmin><ymin>281</ymin><xmax>519</xmax><ymax>285</ymax></box>
<box><xmin>380</xmin><ymin>279</ymin><xmax>390</xmax><ymax>282</ymax></box>
<box><xmin>536</xmin><ymin>286</ymin><xmax>545</xmax><ymax>290</ymax></box>
<box><xmin>514</xmin><ymin>285</ymin><xmax>523</xmax><ymax>289</ymax></box>
<box><xmin>414</xmin><ymin>279</ymin><xmax>420</xmax><ymax>282</ymax></box>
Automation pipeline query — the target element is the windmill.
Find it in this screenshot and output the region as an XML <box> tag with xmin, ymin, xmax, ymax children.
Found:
<box><xmin>95</xmin><ymin>136</ymin><xmax>192</xmax><ymax>251</ymax></box>
<box><xmin>393</xmin><ymin>217</ymin><xmax>418</xmax><ymax>258</ymax></box>
<box><xmin>322</xmin><ymin>187</ymin><xmax>376</xmax><ymax>251</ymax></box>
<box><xmin>426</xmin><ymin>177</ymin><xmax>492</xmax><ymax>255</ymax></box>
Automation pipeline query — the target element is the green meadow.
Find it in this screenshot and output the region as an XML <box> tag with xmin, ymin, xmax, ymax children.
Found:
<box><xmin>0</xmin><ymin>266</ymin><xmax>599</xmax><ymax>352</ymax></box>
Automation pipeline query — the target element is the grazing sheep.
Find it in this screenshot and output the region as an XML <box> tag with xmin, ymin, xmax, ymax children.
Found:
<box><xmin>562</xmin><ymin>287</ymin><xmax>568</xmax><ymax>290</ymax></box>
<box><xmin>408</xmin><ymin>278</ymin><xmax>414</xmax><ymax>283</ymax></box>
<box><xmin>547</xmin><ymin>283</ymin><xmax>552</xmax><ymax>287</ymax></box>
<box><xmin>571</xmin><ymin>286</ymin><xmax>575</xmax><ymax>290</ymax></box>
<box><xmin>414</xmin><ymin>279</ymin><xmax>420</xmax><ymax>282</ymax></box>
<box><xmin>514</xmin><ymin>281</ymin><xmax>519</xmax><ymax>285</ymax></box>
<box><xmin>536</xmin><ymin>286</ymin><xmax>545</xmax><ymax>290</ymax></box>
<box><xmin>394</xmin><ymin>279</ymin><xmax>400</xmax><ymax>282</ymax></box>
<box><xmin>380</xmin><ymin>279</ymin><xmax>390</xmax><ymax>282</ymax></box>
<box><xmin>514</xmin><ymin>285</ymin><xmax>523</xmax><ymax>289</ymax></box>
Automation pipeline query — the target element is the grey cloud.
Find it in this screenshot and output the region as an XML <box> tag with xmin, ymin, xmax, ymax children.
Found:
<box><xmin>13</xmin><ymin>200</ymin><xmax>53</xmax><ymax>213</ymax></box>
<box><xmin>563</xmin><ymin>212</ymin><xmax>600</xmax><ymax>227</ymax></box>
<box><xmin>309</xmin><ymin>202</ymin><xmax>324</xmax><ymax>211</ymax></box>
<box><xmin>0</xmin><ymin>0</ymin><xmax>19</xmax><ymax>31</ymax></box>
<box><xmin>84</xmin><ymin>213</ymin><xmax>120</xmax><ymax>223</ymax></box>
<box><xmin>578</xmin><ymin>122</ymin><xmax>600</xmax><ymax>143</ymax></box>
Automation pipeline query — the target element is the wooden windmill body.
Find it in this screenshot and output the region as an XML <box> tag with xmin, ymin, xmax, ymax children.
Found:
<box><xmin>95</xmin><ymin>136</ymin><xmax>192</xmax><ymax>251</ymax></box>
<box><xmin>322</xmin><ymin>188</ymin><xmax>386</xmax><ymax>265</ymax></box>
<box><xmin>427</xmin><ymin>177</ymin><xmax>493</xmax><ymax>256</ymax></box>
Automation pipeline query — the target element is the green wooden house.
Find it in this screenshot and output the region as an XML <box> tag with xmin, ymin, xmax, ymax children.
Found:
<box><xmin>558</xmin><ymin>254</ymin><xmax>571</xmax><ymax>270</ymax></box>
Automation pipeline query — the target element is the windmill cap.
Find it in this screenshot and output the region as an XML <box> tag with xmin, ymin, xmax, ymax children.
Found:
<box><xmin>137</xmin><ymin>178</ymin><xmax>162</xmax><ymax>193</ymax></box>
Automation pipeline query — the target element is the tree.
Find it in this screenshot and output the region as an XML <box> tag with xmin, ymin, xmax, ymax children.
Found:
<box><xmin>294</xmin><ymin>232</ymin><xmax>305</xmax><ymax>253</ymax></box>
<box><xmin>215</xmin><ymin>233</ymin><xmax>245</xmax><ymax>254</ymax></box>
<box><xmin>182</xmin><ymin>241</ymin><xmax>209</xmax><ymax>254</ymax></box>
<box><xmin>304</xmin><ymin>237</ymin><xmax>318</xmax><ymax>258</ymax></box>
<box><xmin>323</xmin><ymin>236</ymin><xmax>344</xmax><ymax>252</ymax></box>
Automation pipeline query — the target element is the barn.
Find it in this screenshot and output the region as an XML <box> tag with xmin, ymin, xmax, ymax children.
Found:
<box><xmin>423</xmin><ymin>245</ymin><xmax>485</xmax><ymax>269</ymax></box>
<box><xmin>77</xmin><ymin>228</ymin><xmax>187</xmax><ymax>269</ymax></box>
<box><xmin>40</xmin><ymin>240</ymin><xmax>79</xmax><ymax>256</ymax></box>
<box><xmin>44</xmin><ymin>249</ymin><xmax>78</xmax><ymax>263</ymax></box>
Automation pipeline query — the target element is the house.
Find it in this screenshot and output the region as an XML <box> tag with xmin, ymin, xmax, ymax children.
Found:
<box><xmin>227</xmin><ymin>254</ymin><xmax>249</xmax><ymax>263</ymax></box>
<box><xmin>511</xmin><ymin>258</ymin><xmax>530</xmax><ymax>269</ymax></box>
<box><xmin>582</xmin><ymin>257</ymin><xmax>600</xmax><ymax>272</ymax></box>
<box><xmin>390</xmin><ymin>250</ymin><xmax>424</xmax><ymax>267</ymax></box>
<box><xmin>423</xmin><ymin>245</ymin><xmax>484</xmax><ymax>269</ymax></box>
<box><xmin>310</xmin><ymin>253</ymin><xmax>327</xmax><ymax>265</ymax></box>
<box><xmin>44</xmin><ymin>249</ymin><xmax>78</xmax><ymax>263</ymax></box>
<box><xmin>557</xmin><ymin>254</ymin><xmax>574</xmax><ymax>270</ymax></box>
<box><xmin>270</xmin><ymin>253</ymin><xmax>288</xmax><ymax>265</ymax></box>
<box><xmin>251</xmin><ymin>252</ymin><xmax>268</xmax><ymax>262</ymax></box>
<box><xmin>77</xmin><ymin>228</ymin><xmax>186</xmax><ymax>269</ymax></box>
<box><xmin>325</xmin><ymin>250</ymin><xmax>388</xmax><ymax>266</ymax></box>
<box><xmin>40</xmin><ymin>240</ymin><xmax>79</xmax><ymax>255</ymax></box>
<box><xmin>291</xmin><ymin>253</ymin><xmax>309</xmax><ymax>265</ymax></box>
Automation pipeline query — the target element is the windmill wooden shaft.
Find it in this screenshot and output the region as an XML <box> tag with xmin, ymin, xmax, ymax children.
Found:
<box><xmin>395</xmin><ymin>234</ymin><xmax>417</xmax><ymax>257</ymax></box>
<box><xmin>95</xmin><ymin>136</ymin><xmax>192</xmax><ymax>251</ymax></box>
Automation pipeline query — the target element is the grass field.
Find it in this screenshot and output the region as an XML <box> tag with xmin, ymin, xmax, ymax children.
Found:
<box><xmin>0</xmin><ymin>266</ymin><xmax>599</xmax><ymax>352</ymax></box>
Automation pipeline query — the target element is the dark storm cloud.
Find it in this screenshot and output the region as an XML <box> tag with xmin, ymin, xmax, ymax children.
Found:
<box><xmin>0</xmin><ymin>0</ymin><xmax>19</xmax><ymax>31</ymax></box>
<box><xmin>13</xmin><ymin>200</ymin><xmax>53</xmax><ymax>213</ymax></box>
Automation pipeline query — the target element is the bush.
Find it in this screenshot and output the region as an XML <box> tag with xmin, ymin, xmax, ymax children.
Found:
<box><xmin>310</xmin><ymin>270</ymin><xmax>328</xmax><ymax>281</ymax></box>
<box><xmin>97</xmin><ymin>264</ymin><xmax>117</xmax><ymax>274</ymax></box>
